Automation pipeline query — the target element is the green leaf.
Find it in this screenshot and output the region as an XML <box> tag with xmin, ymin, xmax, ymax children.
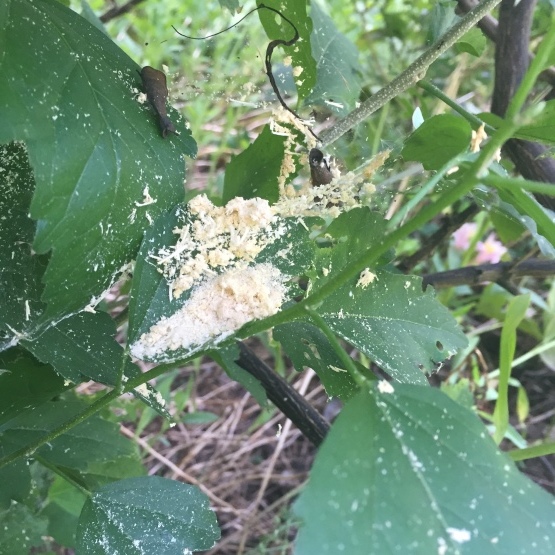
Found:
<box><xmin>80</xmin><ymin>0</ymin><xmax>108</xmax><ymax>35</ymax></box>
<box><xmin>426</xmin><ymin>0</ymin><xmax>457</xmax><ymax>43</ymax></box>
<box><xmin>0</xmin><ymin>502</ymin><xmax>48</xmax><ymax>555</ymax></box>
<box><xmin>314</xmin><ymin>271</ymin><xmax>467</xmax><ymax>385</ymax></box>
<box><xmin>210</xmin><ymin>343</ymin><xmax>267</xmax><ymax>406</ymax></box>
<box><xmin>42</xmin><ymin>501</ymin><xmax>79</xmax><ymax>548</ymax></box>
<box><xmin>294</xmin><ymin>385</ymin><xmax>555</xmax><ymax>554</ymax></box>
<box><xmin>274</xmin><ymin>321</ymin><xmax>361</xmax><ymax>400</ymax></box>
<box><xmin>0</xmin><ymin>459</ymin><xmax>30</xmax><ymax>510</ymax></box>
<box><xmin>496</xmin><ymin>186</ymin><xmax>555</xmax><ymax>254</ymax></box>
<box><xmin>42</xmin><ymin>476</ymin><xmax>88</xmax><ymax>548</ymax></box>
<box><xmin>0</xmin><ymin>143</ymin><xmax>47</xmax><ymax>347</ymax></box>
<box><xmin>308</xmin><ymin>210</ymin><xmax>465</xmax><ymax>384</ymax></box>
<box><xmin>0</xmin><ymin>348</ymin><xmax>67</xmax><ymax>427</ymax></box>
<box><xmin>490</xmin><ymin>208</ymin><xmax>526</xmax><ymax>244</ymax></box>
<box><xmin>516</xmin><ymin>385</ymin><xmax>530</xmax><ymax>423</ymax></box>
<box><xmin>302</xmin><ymin>2</ymin><xmax>362</xmax><ymax>115</ymax></box>
<box><xmin>182</xmin><ymin>411</ymin><xmax>219</xmax><ymax>425</ymax></box>
<box><xmin>482</xmin><ymin>100</ymin><xmax>555</xmax><ymax>146</ymax></box>
<box><xmin>455</xmin><ymin>27</ymin><xmax>486</xmax><ymax>57</ymax></box>
<box><xmin>222</xmin><ymin>125</ymin><xmax>285</xmax><ymax>204</ymax></box>
<box><xmin>516</xmin><ymin>99</ymin><xmax>555</xmax><ymax>146</ymax></box>
<box><xmin>48</xmin><ymin>475</ymin><xmax>88</xmax><ymax>518</ymax></box>
<box><xmin>493</xmin><ymin>294</ymin><xmax>530</xmax><ymax>444</ymax></box>
<box><xmin>474</xmin><ymin>186</ymin><xmax>555</xmax><ymax>258</ymax></box>
<box><xmin>127</xmin><ymin>207</ymin><xmax>181</xmax><ymax>346</ymax></box>
<box><xmin>22</xmin><ymin>312</ymin><xmax>124</xmax><ymax>385</ymax></box>
<box><xmin>218</xmin><ymin>0</ymin><xmax>241</xmax><ymax>14</ymax></box>
<box><xmin>128</xmin><ymin>199</ymin><xmax>315</xmax><ymax>363</ymax></box>
<box><xmin>309</xmin><ymin>208</ymin><xmax>392</xmax><ymax>291</ymax></box>
<box><xmin>20</xmin><ymin>311</ymin><xmax>171</xmax><ymax>420</ymax></box>
<box><xmin>257</xmin><ymin>0</ymin><xmax>316</xmax><ymax>102</ymax></box>
<box><xmin>402</xmin><ymin>114</ymin><xmax>473</xmax><ymax>170</ymax></box>
<box><xmin>85</xmin><ymin>454</ymin><xmax>146</xmax><ymax>489</ymax></box>
<box><xmin>0</xmin><ymin>397</ymin><xmax>141</xmax><ymax>483</ymax></box>
<box><xmin>0</xmin><ymin>0</ymin><xmax>196</xmax><ymax>317</ymax></box>
<box><xmin>76</xmin><ymin>476</ymin><xmax>220</xmax><ymax>554</ymax></box>
<box><xmin>440</xmin><ymin>378</ymin><xmax>475</xmax><ymax>411</ymax></box>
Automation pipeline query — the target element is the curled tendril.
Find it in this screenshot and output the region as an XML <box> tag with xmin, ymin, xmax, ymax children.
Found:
<box><xmin>173</xmin><ymin>3</ymin><xmax>319</xmax><ymax>141</ymax></box>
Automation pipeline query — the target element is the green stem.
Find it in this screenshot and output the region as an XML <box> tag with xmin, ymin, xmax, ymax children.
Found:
<box><xmin>319</xmin><ymin>0</ymin><xmax>504</xmax><ymax>146</ymax></box>
<box><xmin>0</xmin><ymin>388</ymin><xmax>120</xmax><ymax>470</ymax></box>
<box><xmin>34</xmin><ymin>454</ymin><xmax>91</xmax><ymax>497</ymax></box>
<box><xmin>483</xmin><ymin>174</ymin><xmax>555</xmax><ymax>197</ymax></box>
<box><xmin>305</xmin><ymin>308</ymin><xmax>366</xmax><ymax>387</ymax></box>
<box><xmin>492</xmin><ymin>294</ymin><xmax>530</xmax><ymax>445</ymax></box>
<box><xmin>387</xmin><ymin>152</ymin><xmax>472</xmax><ymax>230</ymax></box>
<box><xmin>417</xmin><ymin>80</ymin><xmax>495</xmax><ymax>132</ymax></box>
<box><xmin>508</xmin><ymin>441</ymin><xmax>555</xmax><ymax>461</ymax></box>
<box><xmin>0</xmin><ymin>352</ymin><xmax>198</xmax><ymax>471</ymax></box>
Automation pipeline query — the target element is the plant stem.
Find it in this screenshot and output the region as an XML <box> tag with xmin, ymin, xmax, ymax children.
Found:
<box><xmin>305</xmin><ymin>308</ymin><xmax>367</xmax><ymax>387</ymax></box>
<box><xmin>484</xmin><ymin>173</ymin><xmax>555</xmax><ymax>197</ymax></box>
<box><xmin>417</xmin><ymin>80</ymin><xmax>495</xmax><ymax>132</ymax></box>
<box><xmin>508</xmin><ymin>441</ymin><xmax>555</xmax><ymax>461</ymax></box>
<box><xmin>242</xmin><ymin>120</ymin><xmax>519</xmax><ymax>337</ymax></box>
<box><xmin>0</xmin><ymin>389</ymin><xmax>120</xmax><ymax>470</ymax></box>
<box><xmin>319</xmin><ymin>0</ymin><xmax>504</xmax><ymax>147</ymax></box>
<box><xmin>34</xmin><ymin>454</ymin><xmax>91</xmax><ymax>497</ymax></box>
<box><xmin>0</xmin><ymin>353</ymin><xmax>198</xmax><ymax>470</ymax></box>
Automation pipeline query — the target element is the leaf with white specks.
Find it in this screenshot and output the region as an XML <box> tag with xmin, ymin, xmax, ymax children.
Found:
<box><xmin>0</xmin><ymin>348</ymin><xmax>67</xmax><ymax>428</ymax></box>
<box><xmin>315</xmin><ymin>270</ymin><xmax>467</xmax><ymax>384</ymax></box>
<box><xmin>257</xmin><ymin>0</ymin><xmax>316</xmax><ymax>103</ymax></box>
<box><xmin>308</xmin><ymin>208</ymin><xmax>466</xmax><ymax>384</ymax></box>
<box><xmin>302</xmin><ymin>2</ymin><xmax>362</xmax><ymax>115</ymax></box>
<box><xmin>294</xmin><ymin>384</ymin><xmax>555</xmax><ymax>554</ymax></box>
<box><xmin>0</xmin><ymin>397</ymin><xmax>142</xmax><ymax>485</ymax></box>
<box><xmin>20</xmin><ymin>311</ymin><xmax>171</xmax><ymax>421</ymax></box>
<box><xmin>76</xmin><ymin>476</ymin><xmax>220</xmax><ymax>554</ymax></box>
<box><xmin>128</xmin><ymin>200</ymin><xmax>315</xmax><ymax>363</ymax></box>
<box><xmin>0</xmin><ymin>142</ymin><xmax>47</xmax><ymax>349</ymax></box>
<box><xmin>0</xmin><ymin>0</ymin><xmax>196</xmax><ymax>318</ymax></box>
<box><xmin>0</xmin><ymin>502</ymin><xmax>48</xmax><ymax>555</ymax></box>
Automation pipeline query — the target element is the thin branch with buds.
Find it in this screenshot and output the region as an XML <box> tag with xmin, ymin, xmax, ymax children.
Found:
<box><xmin>319</xmin><ymin>0</ymin><xmax>503</xmax><ymax>147</ymax></box>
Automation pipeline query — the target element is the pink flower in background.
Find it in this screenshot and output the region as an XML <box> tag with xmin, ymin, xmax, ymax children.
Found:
<box><xmin>452</xmin><ymin>223</ymin><xmax>477</xmax><ymax>250</ymax></box>
<box><xmin>475</xmin><ymin>233</ymin><xmax>507</xmax><ymax>264</ymax></box>
<box><xmin>452</xmin><ymin>224</ymin><xmax>507</xmax><ymax>264</ymax></box>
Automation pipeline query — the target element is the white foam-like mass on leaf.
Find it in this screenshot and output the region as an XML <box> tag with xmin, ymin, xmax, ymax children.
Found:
<box><xmin>356</xmin><ymin>268</ymin><xmax>377</xmax><ymax>289</ymax></box>
<box><xmin>152</xmin><ymin>194</ymin><xmax>287</xmax><ymax>298</ymax></box>
<box><xmin>131</xmin><ymin>263</ymin><xmax>287</xmax><ymax>358</ymax></box>
<box><xmin>446</xmin><ymin>527</ymin><xmax>471</xmax><ymax>543</ymax></box>
<box><xmin>377</xmin><ymin>380</ymin><xmax>394</xmax><ymax>394</ymax></box>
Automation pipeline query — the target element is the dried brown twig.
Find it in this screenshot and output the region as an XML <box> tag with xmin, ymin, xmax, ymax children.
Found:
<box><xmin>100</xmin><ymin>0</ymin><xmax>146</xmax><ymax>23</ymax></box>
<box><xmin>422</xmin><ymin>258</ymin><xmax>555</xmax><ymax>289</ymax></box>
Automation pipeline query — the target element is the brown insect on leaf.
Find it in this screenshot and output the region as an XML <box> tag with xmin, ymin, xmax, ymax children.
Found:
<box><xmin>309</xmin><ymin>148</ymin><xmax>333</xmax><ymax>186</ymax></box>
<box><xmin>139</xmin><ymin>66</ymin><xmax>178</xmax><ymax>138</ymax></box>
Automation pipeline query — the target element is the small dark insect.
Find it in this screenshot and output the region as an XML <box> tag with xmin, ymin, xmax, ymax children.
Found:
<box><xmin>139</xmin><ymin>66</ymin><xmax>177</xmax><ymax>138</ymax></box>
<box><xmin>309</xmin><ymin>148</ymin><xmax>333</xmax><ymax>186</ymax></box>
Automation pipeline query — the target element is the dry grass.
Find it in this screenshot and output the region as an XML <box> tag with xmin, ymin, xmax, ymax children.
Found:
<box><xmin>123</xmin><ymin>348</ymin><xmax>330</xmax><ymax>554</ymax></box>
